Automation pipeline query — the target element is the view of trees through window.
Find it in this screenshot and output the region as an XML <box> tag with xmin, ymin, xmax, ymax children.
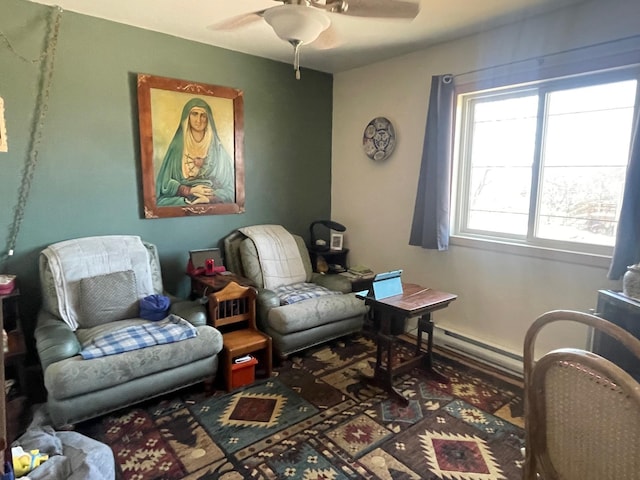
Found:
<box><xmin>456</xmin><ymin>74</ymin><xmax>637</xmax><ymax>252</ymax></box>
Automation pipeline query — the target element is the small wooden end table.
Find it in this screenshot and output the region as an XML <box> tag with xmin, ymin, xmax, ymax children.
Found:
<box><xmin>359</xmin><ymin>283</ymin><xmax>457</xmax><ymax>403</ymax></box>
<box><xmin>190</xmin><ymin>272</ymin><xmax>254</xmax><ymax>299</ymax></box>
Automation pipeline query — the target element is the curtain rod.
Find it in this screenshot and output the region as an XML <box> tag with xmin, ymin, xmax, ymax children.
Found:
<box><xmin>453</xmin><ymin>33</ymin><xmax>640</xmax><ymax>80</ymax></box>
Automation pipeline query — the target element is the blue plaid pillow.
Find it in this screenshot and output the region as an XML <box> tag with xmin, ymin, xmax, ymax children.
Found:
<box><xmin>274</xmin><ymin>282</ymin><xmax>341</xmax><ymax>305</ymax></box>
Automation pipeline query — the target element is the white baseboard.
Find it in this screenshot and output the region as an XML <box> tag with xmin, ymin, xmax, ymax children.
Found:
<box><xmin>432</xmin><ymin>326</ymin><xmax>524</xmax><ymax>378</ymax></box>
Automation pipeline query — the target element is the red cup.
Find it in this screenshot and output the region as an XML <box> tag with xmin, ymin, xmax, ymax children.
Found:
<box><xmin>205</xmin><ymin>258</ymin><xmax>215</xmax><ymax>275</ymax></box>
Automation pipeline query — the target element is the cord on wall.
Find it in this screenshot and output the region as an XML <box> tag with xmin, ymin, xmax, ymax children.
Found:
<box><xmin>0</xmin><ymin>6</ymin><xmax>62</xmax><ymax>272</ymax></box>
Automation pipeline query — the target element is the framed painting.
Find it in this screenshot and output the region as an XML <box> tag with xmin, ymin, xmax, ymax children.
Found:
<box><xmin>137</xmin><ymin>74</ymin><xmax>244</xmax><ymax>218</ymax></box>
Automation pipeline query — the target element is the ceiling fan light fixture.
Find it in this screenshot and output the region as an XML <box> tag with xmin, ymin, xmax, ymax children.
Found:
<box><xmin>264</xmin><ymin>5</ymin><xmax>330</xmax><ymax>44</ymax></box>
<box><xmin>264</xmin><ymin>5</ymin><xmax>330</xmax><ymax>80</ymax></box>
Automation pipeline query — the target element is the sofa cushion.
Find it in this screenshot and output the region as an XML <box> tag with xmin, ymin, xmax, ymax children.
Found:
<box><xmin>38</xmin><ymin>241</ymin><xmax>164</xmax><ymax>327</ymax></box>
<box><xmin>293</xmin><ymin>235</ymin><xmax>314</xmax><ymax>282</ymax></box>
<box><xmin>238</xmin><ymin>225</ymin><xmax>306</xmax><ymax>289</ymax></box>
<box><xmin>40</xmin><ymin>235</ymin><xmax>154</xmax><ymax>330</ymax></box>
<box><xmin>239</xmin><ymin>238</ymin><xmax>265</xmax><ymax>288</ymax></box>
<box><xmin>79</xmin><ymin>314</ymin><xmax>198</xmax><ymax>359</ymax></box>
<box><xmin>78</xmin><ymin>270</ymin><xmax>139</xmax><ymax>328</ymax></box>
<box><xmin>44</xmin><ymin>325</ymin><xmax>222</xmax><ymax>401</ymax></box>
<box><xmin>267</xmin><ymin>293</ymin><xmax>367</xmax><ymax>335</ymax></box>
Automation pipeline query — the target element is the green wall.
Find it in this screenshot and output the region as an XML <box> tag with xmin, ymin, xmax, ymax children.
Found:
<box><xmin>0</xmin><ymin>0</ymin><xmax>333</xmax><ymax>353</ymax></box>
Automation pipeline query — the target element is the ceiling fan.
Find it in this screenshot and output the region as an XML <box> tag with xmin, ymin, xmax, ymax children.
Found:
<box><xmin>210</xmin><ymin>0</ymin><xmax>421</xmax><ymax>79</ymax></box>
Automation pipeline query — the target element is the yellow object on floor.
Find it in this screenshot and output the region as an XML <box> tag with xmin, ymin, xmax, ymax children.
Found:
<box><xmin>11</xmin><ymin>446</ymin><xmax>49</xmax><ymax>478</ymax></box>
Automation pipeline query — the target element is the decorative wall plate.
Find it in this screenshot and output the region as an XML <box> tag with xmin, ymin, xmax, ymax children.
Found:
<box><xmin>363</xmin><ymin>117</ymin><xmax>396</xmax><ymax>161</ymax></box>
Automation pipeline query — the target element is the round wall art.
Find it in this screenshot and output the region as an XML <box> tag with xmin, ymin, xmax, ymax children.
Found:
<box><xmin>363</xmin><ymin>117</ymin><xmax>396</xmax><ymax>161</ymax></box>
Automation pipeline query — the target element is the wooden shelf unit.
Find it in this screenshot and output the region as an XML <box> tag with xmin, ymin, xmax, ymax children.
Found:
<box><xmin>1</xmin><ymin>289</ymin><xmax>28</xmax><ymax>474</ymax></box>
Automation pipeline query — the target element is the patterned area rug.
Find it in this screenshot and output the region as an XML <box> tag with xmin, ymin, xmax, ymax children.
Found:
<box><xmin>77</xmin><ymin>335</ymin><xmax>524</xmax><ymax>479</ymax></box>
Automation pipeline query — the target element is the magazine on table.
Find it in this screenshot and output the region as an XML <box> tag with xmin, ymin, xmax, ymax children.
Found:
<box><xmin>345</xmin><ymin>265</ymin><xmax>374</xmax><ymax>278</ymax></box>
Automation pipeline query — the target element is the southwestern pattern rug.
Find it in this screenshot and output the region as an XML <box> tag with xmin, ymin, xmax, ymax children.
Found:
<box><xmin>77</xmin><ymin>336</ymin><xmax>525</xmax><ymax>480</ymax></box>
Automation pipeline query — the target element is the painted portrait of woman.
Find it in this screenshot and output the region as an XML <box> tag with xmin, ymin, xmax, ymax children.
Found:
<box><xmin>137</xmin><ymin>74</ymin><xmax>244</xmax><ymax>218</ymax></box>
<box><xmin>156</xmin><ymin>98</ymin><xmax>235</xmax><ymax>206</ymax></box>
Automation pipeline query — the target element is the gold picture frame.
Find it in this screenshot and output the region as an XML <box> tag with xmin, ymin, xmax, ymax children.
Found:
<box><xmin>0</xmin><ymin>97</ymin><xmax>8</xmax><ymax>153</ymax></box>
<box><xmin>137</xmin><ymin>74</ymin><xmax>245</xmax><ymax>218</ymax></box>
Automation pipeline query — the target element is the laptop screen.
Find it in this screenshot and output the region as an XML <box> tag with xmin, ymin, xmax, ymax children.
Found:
<box><xmin>374</xmin><ymin>270</ymin><xmax>403</xmax><ymax>282</ymax></box>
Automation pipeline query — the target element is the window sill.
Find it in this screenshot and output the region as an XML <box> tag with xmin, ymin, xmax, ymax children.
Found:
<box><xmin>449</xmin><ymin>235</ymin><xmax>612</xmax><ymax>269</ymax></box>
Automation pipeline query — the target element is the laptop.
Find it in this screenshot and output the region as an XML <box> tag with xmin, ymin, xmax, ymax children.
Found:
<box><xmin>189</xmin><ymin>248</ymin><xmax>224</xmax><ymax>271</ymax></box>
<box><xmin>355</xmin><ymin>269</ymin><xmax>403</xmax><ymax>300</ymax></box>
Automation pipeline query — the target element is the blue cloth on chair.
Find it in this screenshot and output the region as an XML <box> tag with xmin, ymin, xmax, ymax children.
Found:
<box><xmin>80</xmin><ymin>314</ymin><xmax>198</xmax><ymax>359</ymax></box>
<box><xmin>274</xmin><ymin>282</ymin><xmax>342</xmax><ymax>305</ymax></box>
<box><xmin>139</xmin><ymin>294</ymin><xmax>170</xmax><ymax>321</ymax></box>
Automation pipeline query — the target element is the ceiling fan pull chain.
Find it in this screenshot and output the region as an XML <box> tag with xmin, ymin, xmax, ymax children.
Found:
<box><xmin>291</xmin><ymin>40</ymin><xmax>302</xmax><ymax>80</ymax></box>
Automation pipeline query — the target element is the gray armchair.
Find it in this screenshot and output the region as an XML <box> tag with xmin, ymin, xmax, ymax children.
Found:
<box><xmin>224</xmin><ymin>225</ymin><xmax>367</xmax><ymax>359</ymax></box>
<box><xmin>34</xmin><ymin>235</ymin><xmax>223</xmax><ymax>428</ymax></box>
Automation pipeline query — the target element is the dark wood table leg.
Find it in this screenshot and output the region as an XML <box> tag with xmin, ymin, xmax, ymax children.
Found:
<box><xmin>362</xmin><ymin>312</ymin><xmax>411</xmax><ymax>404</ymax></box>
<box><xmin>418</xmin><ymin>314</ymin><xmax>449</xmax><ymax>384</ymax></box>
<box><xmin>368</xmin><ymin>336</ymin><xmax>410</xmax><ymax>404</ymax></box>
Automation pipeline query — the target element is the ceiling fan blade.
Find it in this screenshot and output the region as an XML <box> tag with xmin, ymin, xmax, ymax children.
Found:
<box><xmin>310</xmin><ymin>24</ymin><xmax>341</xmax><ymax>49</ymax></box>
<box><xmin>208</xmin><ymin>11</ymin><xmax>265</xmax><ymax>31</ymax></box>
<box><xmin>341</xmin><ymin>0</ymin><xmax>420</xmax><ymax>19</ymax></box>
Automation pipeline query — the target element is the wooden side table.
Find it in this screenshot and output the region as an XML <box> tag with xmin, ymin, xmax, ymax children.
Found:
<box><xmin>190</xmin><ymin>272</ymin><xmax>254</xmax><ymax>300</ymax></box>
<box><xmin>308</xmin><ymin>247</ymin><xmax>349</xmax><ymax>273</ymax></box>
<box><xmin>358</xmin><ymin>283</ymin><xmax>458</xmax><ymax>403</ymax></box>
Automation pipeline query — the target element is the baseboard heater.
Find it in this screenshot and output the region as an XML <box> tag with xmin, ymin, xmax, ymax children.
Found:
<box><xmin>432</xmin><ymin>326</ymin><xmax>524</xmax><ymax>378</ymax></box>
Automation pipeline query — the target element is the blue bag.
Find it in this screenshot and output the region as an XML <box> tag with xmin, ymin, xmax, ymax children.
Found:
<box><xmin>139</xmin><ymin>294</ymin><xmax>170</xmax><ymax>321</ymax></box>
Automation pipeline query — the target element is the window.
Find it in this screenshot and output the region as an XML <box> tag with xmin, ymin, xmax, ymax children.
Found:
<box><xmin>453</xmin><ymin>68</ymin><xmax>639</xmax><ymax>257</ymax></box>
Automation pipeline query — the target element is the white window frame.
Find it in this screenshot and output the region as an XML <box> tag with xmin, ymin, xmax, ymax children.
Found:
<box><xmin>451</xmin><ymin>65</ymin><xmax>640</xmax><ymax>267</ymax></box>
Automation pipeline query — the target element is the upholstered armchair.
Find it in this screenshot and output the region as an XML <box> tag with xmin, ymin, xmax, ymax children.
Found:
<box><xmin>223</xmin><ymin>225</ymin><xmax>367</xmax><ymax>359</ymax></box>
<box><xmin>34</xmin><ymin>235</ymin><xmax>223</xmax><ymax>428</ymax></box>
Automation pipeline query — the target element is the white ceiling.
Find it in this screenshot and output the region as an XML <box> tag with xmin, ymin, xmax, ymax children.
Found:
<box><xmin>28</xmin><ymin>0</ymin><xmax>589</xmax><ymax>74</ymax></box>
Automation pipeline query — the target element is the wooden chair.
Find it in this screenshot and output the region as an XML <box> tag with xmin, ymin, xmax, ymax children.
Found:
<box><xmin>523</xmin><ymin>310</ymin><xmax>640</xmax><ymax>480</ymax></box>
<box><xmin>208</xmin><ymin>281</ymin><xmax>272</xmax><ymax>391</ymax></box>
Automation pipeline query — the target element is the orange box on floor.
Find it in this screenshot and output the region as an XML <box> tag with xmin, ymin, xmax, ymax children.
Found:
<box><xmin>231</xmin><ymin>356</ymin><xmax>258</xmax><ymax>389</ymax></box>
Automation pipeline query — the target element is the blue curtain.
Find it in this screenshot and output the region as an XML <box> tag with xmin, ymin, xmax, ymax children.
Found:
<box><xmin>609</xmin><ymin>106</ymin><xmax>640</xmax><ymax>280</ymax></box>
<box><xmin>409</xmin><ymin>74</ymin><xmax>455</xmax><ymax>250</ymax></box>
